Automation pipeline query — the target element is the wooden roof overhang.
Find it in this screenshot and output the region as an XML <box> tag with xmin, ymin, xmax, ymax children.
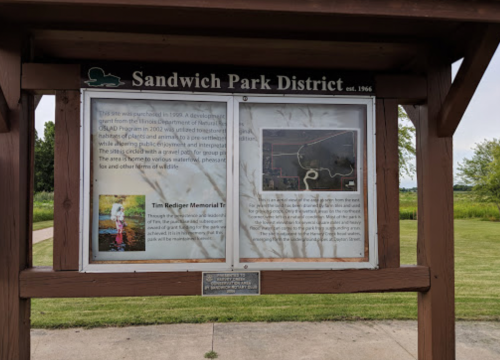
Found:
<box><xmin>1</xmin><ymin>4</ymin><xmax>500</xmax><ymax>360</ymax></box>
<box><xmin>1</xmin><ymin>0</ymin><xmax>500</xmax><ymax>135</ymax></box>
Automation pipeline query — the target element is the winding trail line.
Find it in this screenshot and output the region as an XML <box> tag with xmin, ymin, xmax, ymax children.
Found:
<box><xmin>272</xmin><ymin>130</ymin><xmax>356</xmax><ymax>190</ymax></box>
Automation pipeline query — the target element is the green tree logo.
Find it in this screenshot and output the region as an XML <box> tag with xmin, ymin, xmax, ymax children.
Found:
<box><xmin>85</xmin><ymin>67</ymin><xmax>124</xmax><ymax>87</ymax></box>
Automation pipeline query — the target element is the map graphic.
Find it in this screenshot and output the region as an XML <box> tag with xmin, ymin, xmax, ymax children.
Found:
<box><xmin>262</xmin><ymin>129</ymin><xmax>358</xmax><ymax>192</ymax></box>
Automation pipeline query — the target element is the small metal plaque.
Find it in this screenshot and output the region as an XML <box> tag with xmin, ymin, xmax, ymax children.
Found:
<box><xmin>202</xmin><ymin>271</ymin><xmax>260</xmax><ymax>296</ymax></box>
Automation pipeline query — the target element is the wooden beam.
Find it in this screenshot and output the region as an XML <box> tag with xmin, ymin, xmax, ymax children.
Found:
<box><xmin>22</xmin><ymin>63</ymin><xmax>80</xmax><ymax>91</ymax></box>
<box><xmin>261</xmin><ymin>266</ymin><xmax>429</xmax><ymax>294</ymax></box>
<box><xmin>375</xmin><ymin>75</ymin><xmax>426</xmax><ymax>104</ymax></box>
<box><xmin>32</xmin><ymin>30</ymin><xmax>425</xmax><ymax>71</ymax></box>
<box><xmin>34</xmin><ymin>94</ymin><xmax>42</xmax><ymax>109</ymax></box>
<box><xmin>53</xmin><ymin>90</ymin><xmax>80</xmax><ymax>271</ymax></box>
<box><xmin>376</xmin><ymin>99</ymin><xmax>400</xmax><ymax>269</ymax></box>
<box><xmin>0</xmin><ymin>31</ymin><xmax>31</xmax><ymax>360</ymax></box>
<box><xmin>0</xmin><ymin>84</ymin><xmax>9</xmax><ymax>132</ymax></box>
<box><xmin>20</xmin><ymin>266</ymin><xmax>430</xmax><ymax>298</ymax></box>
<box><xmin>403</xmin><ymin>104</ymin><xmax>420</xmax><ymax>127</ymax></box>
<box><xmin>5</xmin><ymin>0</ymin><xmax>500</xmax><ymax>23</ymax></box>
<box><xmin>438</xmin><ymin>24</ymin><xmax>500</xmax><ymax>137</ymax></box>
<box><xmin>417</xmin><ymin>54</ymin><xmax>455</xmax><ymax>360</ymax></box>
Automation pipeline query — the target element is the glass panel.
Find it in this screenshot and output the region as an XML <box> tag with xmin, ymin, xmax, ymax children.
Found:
<box><xmin>90</xmin><ymin>98</ymin><xmax>227</xmax><ymax>262</ymax></box>
<box><xmin>239</xmin><ymin>102</ymin><xmax>367</xmax><ymax>261</ymax></box>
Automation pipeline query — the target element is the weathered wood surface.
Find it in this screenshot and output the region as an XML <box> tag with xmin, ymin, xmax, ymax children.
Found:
<box><xmin>438</xmin><ymin>24</ymin><xmax>500</xmax><ymax>137</ymax></box>
<box><xmin>376</xmin><ymin>99</ymin><xmax>400</xmax><ymax>269</ymax></box>
<box><xmin>23</xmin><ymin>64</ymin><xmax>430</xmax><ymax>101</ymax></box>
<box><xmin>20</xmin><ymin>266</ymin><xmax>430</xmax><ymax>298</ymax></box>
<box><xmin>417</xmin><ymin>53</ymin><xmax>455</xmax><ymax>359</ymax></box>
<box><xmin>32</xmin><ymin>30</ymin><xmax>425</xmax><ymax>71</ymax></box>
<box><xmin>22</xmin><ymin>63</ymin><xmax>80</xmax><ymax>92</ymax></box>
<box><xmin>34</xmin><ymin>94</ymin><xmax>43</xmax><ymax>109</ymax></box>
<box><xmin>0</xmin><ymin>31</ymin><xmax>31</xmax><ymax>360</ymax></box>
<box><xmin>375</xmin><ymin>75</ymin><xmax>427</xmax><ymax>104</ymax></box>
<box><xmin>53</xmin><ymin>90</ymin><xmax>81</xmax><ymax>271</ymax></box>
<box><xmin>0</xmin><ymin>83</ymin><xmax>9</xmax><ymax>132</ymax></box>
<box><xmin>261</xmin><ymin>266</ymin><xmax>429</xmax><ymax>294</ymax></box>
<box><xmin>5</xmin><ymin>0</ymin><xmax>500</xmax><ymax>23</ymax></box>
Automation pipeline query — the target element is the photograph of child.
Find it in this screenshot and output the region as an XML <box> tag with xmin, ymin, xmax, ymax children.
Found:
<box><xmin>98</xmin><ymin>195</ymin><xmax>146</xmax><ymax>252</ymax></box>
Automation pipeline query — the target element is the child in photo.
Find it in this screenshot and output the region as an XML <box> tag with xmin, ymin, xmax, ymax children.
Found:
<box><xmin>116</xmin><ymin>206</ymin><xmax>125</xmax><ymax>234</ymax></box>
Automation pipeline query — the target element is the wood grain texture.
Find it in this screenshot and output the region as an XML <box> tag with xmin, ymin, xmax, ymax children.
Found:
<box><xmin>262</xmin><ymin>266</ymin><xmax>429</xmax><ymax>294</ymax></box>
<box><xmin>27</xmin><ymin>94</ymin><xmax>36</xmax><ymax>269</ymax></box>
<box><xmin>417</xmin><ymin>53</ymin><xmax>455</xmax><ymax>360</ymax></box>
<box><xmin>0</xmin><ymin>83</ymin><xmax>9</xmax><ymax>132</ymax></box>
<box><xmin>403</xmin><ymin>104</ymin><xmax>420</xmax><ymax>127</ymax></box>
<box><xmin>22</xmin><ymin>63</ymin><xmax>80</xmax><ymax>91</ymax></box>
<box><xmin>376</xmin><ymin>99</ymin><xmax>400</xmax><ymax>269</ymax></box>
<box><xmin>5</xmin><ymin>0</ymin><xmax>500</xmax><ymax>23</ymax></box>
<box><xmin>32</xmin><ymin>30</ymin><xmax>425</xmax><ymax>71</ymax></box>
<box><xmin>0</xmin><ymin>31</ymin><xmax>31</xmax><ymax>360</ymax></box>
<box><xmin>53</xmin><ymin>90</ymin><xmax>81</xmax><ymax>271</ymax></box>
<box><xmin>20</xmin><ymin>266</ymin><xmax>430</xmax><ymax>298</ymax></box>
<box><xmin>34</xmin><ymin>94</ymin><xmax>43</xmax><ymax>109</ymax></box>
<box><xmin>375</xmin><ymin>75</ymin><xmax>427</xmax><ymax>104</ymax></box>
<box><xmin>438</xmin><ymin>24</ymin><xmax>500</xmax><ymax>137</ymax></box>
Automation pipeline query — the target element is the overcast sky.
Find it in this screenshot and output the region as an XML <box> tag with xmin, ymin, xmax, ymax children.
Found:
<box><xmin>35</xmin><ymin>49</ymin><xmax>500</xmax><ymax>188</ymax></box>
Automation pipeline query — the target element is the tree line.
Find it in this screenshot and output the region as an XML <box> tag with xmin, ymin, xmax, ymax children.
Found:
<box><xmin>34</xmin><ymin>109</ymin><xmax>500</xmax><ymax>217</ymax></box>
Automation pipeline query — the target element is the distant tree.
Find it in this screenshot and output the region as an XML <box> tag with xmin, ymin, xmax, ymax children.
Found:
<box><xmin>398</xmin><ymin>106</ymin><xmax>416</xmax><ymax>178</ymax></box>
<box><xmin>34</xmin><ymin>121</ymin><xmax>55</xmax><ymax>192</ymax></box>
<box><xmin>458</xmin><ymin>138</ymin><xmax>500</xmax><ymax>216</ymax></box>
<box><xmin>453</xmin><ymin>184</ymin><xmax>473</xmax><ymax>191</ymax></box>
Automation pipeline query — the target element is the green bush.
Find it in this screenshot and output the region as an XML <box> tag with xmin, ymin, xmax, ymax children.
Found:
<box><xmin>33</xmin><ymin>192</ymin><xmax>54</xmax><ymax>222</ymax></box>
<box><xmin>34</xmin><ymin>191</ymin><xmax>54</xmax><ymax>203</ymax></box>
<box><xmin>33</xmin><ymin>207</ymin><xmax>54</xmax><ymax>222</ymax></box>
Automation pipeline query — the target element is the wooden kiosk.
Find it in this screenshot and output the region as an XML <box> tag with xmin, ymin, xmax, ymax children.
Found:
<box><xmin>1</xmin><ymin>1</ymin><xmax>499</xmax><ymax>359</ymax></box>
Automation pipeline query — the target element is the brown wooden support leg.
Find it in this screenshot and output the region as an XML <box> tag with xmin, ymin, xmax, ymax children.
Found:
<box><xmin>376</xmin><ymin>99</ymin><xmax>400</xmax><ymax>268</ymax></box>
<box><xmin>416</xmin><ymin>55</ymin><xmax>455</xmax><ymax>359</ymax></box>
<box><xmin>53</xmin><ymin>90</ymin><xmax>81</xmax><ymax>271</ymax></box>
<box><xmin>0</xmin><ymin>33</ymin><xmax>32</xmax><ymax>360</ymax></box>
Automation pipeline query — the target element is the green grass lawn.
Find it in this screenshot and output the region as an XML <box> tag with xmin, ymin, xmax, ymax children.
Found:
<box><xmin>400</xmin><ymin>192</ymin><xmax>500</xmax><ymax>220</ymax></box>
<box><xmin>33</xmin><ymin>220</ymin><xmax>54</xmax><ymax>231</ymax></box>
<box><xmin>30</xmin><ymin>219</ymin><xmax>500</xmax><ymax>328</ymax></box>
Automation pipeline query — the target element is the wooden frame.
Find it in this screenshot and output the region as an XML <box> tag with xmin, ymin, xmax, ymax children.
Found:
<box><xmin>20</xmin><ymin>265</ymin><xmax>430</xmax><ymax>298</ymax></box>
<box><xmin>376</xmin><ymin>99</ymin><xmax>400</xmax><ymax>268</ymax></box>
<box><xmin>19</xmin><ymin>64</ymin><xmax>419</xmax><ymax>276</ymax></box>
<box><xmin>0</xmin><ymin>84</ymin><xmax>9</xmax><ymax>132</ymax></box>
<box><xmin>53</xmin><ymin>90</ymin><xmax>81</xmax><ymax>270</ymax></box>
<box><xmin>20</xmin><ymin>65</ymin><xmax>402</xmax><ymax>272</ymax></box>
<box><xmin>3</xmin><ymin>2</ymin><xmax>499</xmax><ymax>358</ymax></box>
<box><xmin>5</xmin><ymin>0</ymin><xmax>500</xmax><ymax>23</ymax></box>
<box><xmin>0</xmin><ymin>31</ymin><xmax>32</xmax><ymax>360</ymax></box>
<box><xmin>437</xmin><ymin>24</ymin><xmax>500</xmax><ymax>137</ymax></box>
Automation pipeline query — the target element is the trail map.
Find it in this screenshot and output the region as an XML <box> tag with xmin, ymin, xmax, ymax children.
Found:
<box><xmin>262</xmin><ymin>129</ymin><xmax>358</xmax><ymax>192</ymax></box>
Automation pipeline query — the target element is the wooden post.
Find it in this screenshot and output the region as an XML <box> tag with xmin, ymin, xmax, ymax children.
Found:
<box><xmin>417</xmin><ymin>54</ymin><xmax>455</xmax><ymax>359</ymax></box>
<box><xmin>376</xmin><ymin>99</ymin><xmax>400</xmax><ymax>268</ymax></box>
<box><xmin>53</xmin><ymin>90</ymin><xmax>81</xmax><ymax>270</ymax></box>
<box><xmin>0</xmin><ymin>32</ymin><xmax>32</xmax><ymax>360</ymax></box>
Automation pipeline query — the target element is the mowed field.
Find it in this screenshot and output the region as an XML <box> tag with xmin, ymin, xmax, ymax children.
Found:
<box><xmin>31</xmin><ymin>219</ymin><xmax>500</xmax><ymax>328</ymax></box>
<box><xmin>400</xmin><ymin>192</ymin><xmax>500</xmax><ymax>220</ymax></box>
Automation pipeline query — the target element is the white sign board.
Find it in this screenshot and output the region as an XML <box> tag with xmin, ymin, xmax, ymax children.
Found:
<box><xmin>81</xmin><ymin>91</ymin><xmax>377</xmax><ymax>272</ymax></box>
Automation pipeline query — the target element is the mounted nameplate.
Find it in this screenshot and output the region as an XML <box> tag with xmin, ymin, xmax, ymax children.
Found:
<box><xmin>81</xmin><ymin>63</ymin><xmax>375</xmax><ymax>96</ymax></box>
<box><xmin>202</xmin><ymin>272</ymin><xmax>260</xmax><ymax>296</ymax></box>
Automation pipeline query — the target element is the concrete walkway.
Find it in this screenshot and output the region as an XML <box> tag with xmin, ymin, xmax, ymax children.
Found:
<box><xmin>33</xmin><ymin>227</ymin><xmax>53</xmax><ymax>244</ymax></box>
<box><xmin>31</xmin><ymin>321</ymin><xmax>500</xmax><ymax>360</ymax></box>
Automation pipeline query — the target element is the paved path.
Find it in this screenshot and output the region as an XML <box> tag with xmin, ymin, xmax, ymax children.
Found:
<box><xmin>31</xmin><ymin>321</ymin><xmax>500</xmax><ymax>360</ymax></box>
<box><xmin>33</xmin><ymin>227</ymin><xmax>53</xmax><ymax>244</ymax></box>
